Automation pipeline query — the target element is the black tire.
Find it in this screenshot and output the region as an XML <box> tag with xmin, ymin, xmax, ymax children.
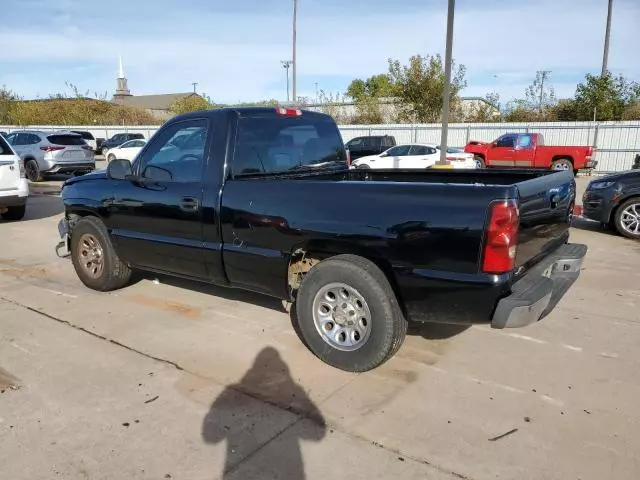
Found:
<box><xmin>25</xmin><ymin>159</ymin><xmax>43</xmax><ymax>182</ymax></box>
<box><xmin>551</xmin><ymin>158</ymin><xmax>573</xmax><ymax>173</ymax></box>
<box><xmin>356</xmin><ymin>164</ymin><xmax>370</xmax><ymax>170</ymax></box>
<box><xmin>295</xmin><ymin>254</ymin><xmax>407</xmax><ymax>372</ymax></box>
<box><xmin>474</xmin><ymin>156</ymin><xmax>485</xmax><ymax>168</ymax></box>
<box><xmin>1</xmin><ymin>204</ymin><xmax>26</xmax><ymax>221</ymax></box>
<box><xmin>614</xmin><ymin>197</ymin><xmax>640</xmax><ymax>240</ymax></box>
<box><xmin>101</xmin><ymin>147</ymin><xmax>109</xmax><ymax>156</ymax></box>
<box><xmin>107</xmin><ymin>154</ymin><xmax>116</xmax><ymax>163</ymax></box>
<box><xmin>70</xmin><ymin>216</ymin><xmax>132</xmax><ymax>291</ymax></box>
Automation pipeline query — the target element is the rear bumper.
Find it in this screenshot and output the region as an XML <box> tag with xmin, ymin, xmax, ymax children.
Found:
<box><xmin>491</xmin><ymin>243</ymin><xmax>587</xmax><ymax>328</ymax></box>
<box><xmin>46</xmin><ymin>162</ymin><xmax>95</xmax><ymax>174</ymax></box>
<box><xmin>0</xmin><ymin>194</ymin><xmax>28</xmax><ymax>207</ymax></box>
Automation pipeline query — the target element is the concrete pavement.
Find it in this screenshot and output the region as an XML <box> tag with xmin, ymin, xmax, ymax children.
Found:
<box><xmin>1</xmin><ymin>191</ymin><xmax>639</xmax><ymax>480</ymax></box>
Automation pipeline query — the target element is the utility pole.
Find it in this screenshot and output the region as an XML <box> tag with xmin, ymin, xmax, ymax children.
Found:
<box><xmin>538</xmin><ymin>70</ymin><xmax>551</xmax><ymax>113</ymax></box>
<box><xmin>281</xmin><ymin>60</ymin><xmax>293</xmax><ymax>102</ymax></box>
<box><xmin>292</xmin><ymin>0</ymin><xmax>298</xmax><ymax>104</ymax></box>
<box><xmin>438</xmin><ymin>0</ymin><xmax>455</xmax><ymax>165</ymax></box>
<box><xmin>192</xmin><ymin>82</ymin><xmax>198</xmax><ymax>93</ymax></box>
<box><xmin>601</xmin><ymin>0</ymin><xmax>613</xmax><ymax>76</ymax></box>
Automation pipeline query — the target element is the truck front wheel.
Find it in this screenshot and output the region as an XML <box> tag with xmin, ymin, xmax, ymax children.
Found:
<box><xmin>70</xmin><ymin>216</ymin><xmax>132</xmax><ymax>291</ymax></box>
<box><xmin>474</xmin><ymin>156</ymin><xmax>485</xmax><ymax>168</ymax></box>
<box><xmin>295</xmin><ymin>254</ymin><xmax>407</xmax><ymax>372</ymax></box>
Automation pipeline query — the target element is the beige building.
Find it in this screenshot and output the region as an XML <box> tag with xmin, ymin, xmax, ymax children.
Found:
<box><xmin>111</xmin><ymin>56</ymin><xmax>203</xmax><ymax>120</ymax></box>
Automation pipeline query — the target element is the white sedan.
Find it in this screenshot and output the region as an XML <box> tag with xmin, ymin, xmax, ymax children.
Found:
<box><xmin>351</xmin><ymin>144</ymin><xmax>440</xmax><ymax>169</ymax></box>
<box><xmin>105</xmin><ymin>139</ymin><xmax>146</xmax><ymax>162</ymax></box>
<box><xmin>351</xmin><ymin>143</ymin><xmax>476</xmax><ymax>170</ymax></box>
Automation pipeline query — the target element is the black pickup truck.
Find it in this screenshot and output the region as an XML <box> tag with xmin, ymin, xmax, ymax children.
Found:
<box><xmin>57</xmin><ymin>107</ymin><xmax>587</xmax><ymax>372</ymax></box>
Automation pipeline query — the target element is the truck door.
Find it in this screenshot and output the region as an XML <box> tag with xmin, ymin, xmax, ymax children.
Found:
<box><xmin>108</xmin><ymin>119</ymin><xmax>211</xmax><ymax>280</ymax></box>
<box><xmin>488</xmin><ymin>134</ymin><xmax>517</xmax><ymax>167</ymax></box>
<box><xmin>513</xmin><ymin>134</ymin><xmax>535</xmax><ymax>167</ymax></box>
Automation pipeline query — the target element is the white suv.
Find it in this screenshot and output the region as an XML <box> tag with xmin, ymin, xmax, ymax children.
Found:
<box><xmin>5</xmin><ymin>130</ymin><xmax>95</xmax><ymax>182</ymax></box>
<box><xmin>0</xmin><ymin>134</ymin><xmax>28</xmax><ymax>221</ymax></box>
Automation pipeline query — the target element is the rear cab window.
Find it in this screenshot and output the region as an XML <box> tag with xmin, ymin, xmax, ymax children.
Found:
<box><xmin>47</xmin><ymin>135</ymin><xmax>86</xmax><ymax>146</ymax></box>
<box><xmin>232</xmin><ymin>112</ymin><xmax>347</xmax><ymax>176</ymax></box>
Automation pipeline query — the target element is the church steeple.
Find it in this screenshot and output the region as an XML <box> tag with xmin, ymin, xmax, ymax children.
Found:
<box><xmin>114</xmin><ymin>55</ymin><xmax>131</xmax><ymax>97</ymax></box>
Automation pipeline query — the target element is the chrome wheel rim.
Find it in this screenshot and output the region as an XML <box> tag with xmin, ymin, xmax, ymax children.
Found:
<box><xmin>78</xmin><ymin>234</ymin><xmax>104</xmax><ymax>279</ymax></box>
<box><xmin>620</xmin><ymin>203</ymin><xmax>640</xmax><ymax>235</ymax></box>
<box><xmin>553</xmin><ymin>161</ymin><xmax>571</xmax><ymax>171</ymax></box>
<box><xmin>474</xmin><ymin>158</ymin><xmax>483</xmax><ymax>168</ymax></box>
<box><xmin>312</xmin><ymin>282</ymin><xmax>372</xmax><ymax>351</ymax></box>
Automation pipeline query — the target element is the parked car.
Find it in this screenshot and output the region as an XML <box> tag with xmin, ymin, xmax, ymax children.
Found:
<box><xmin>56</xmin><ymin>107</ymin><xmax>586</xmax><ymax>372</ymax></box>
<box><xmin>345</xmin><ymin>135</ymin><xmax>396</xmax><ymax>161</ymax></box>
<box><xmin>352</xmin><ymin>144</ymin><xmax>438</xmax><ymax>169</ymax></box>
<box><xmin>465</xmin><ymin>133</ymin><xmax>597</xmax><ymax>174</ymax></box>
<box><xmin>105</xmin><ymin>139</ymin><xmax>147</xmax><ymax>162</ymax></box>
<box><xmin>0</xmin><ymin>133</ymin><xmax>28</xmax><ymax>220</ymax></box>
<box><xmin>582</xmin><ymin>170</ymin><xmax>640</xmax><ymax>239</ymax></box>
<box><xmin>68</xmin><ymin>130</ymin><xmax>97</xmax><ymax>152</ymax></box>
<box><xmin>435</xmin><ymin>146</ymin><xmax>477</xmax><ymax>169</ymax></box>
<box><xmin>5</xmin><ymin>130</ymin><xmax>95</xmax><ymax>182</ymax></box>
<box><xmin>100</xmin><ymin>133</ymin><xmax>145</xmax><ymax>156</ymax></box>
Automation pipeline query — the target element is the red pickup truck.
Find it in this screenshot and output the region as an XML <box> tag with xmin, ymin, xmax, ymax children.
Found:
<box><xmin>465</xmin><ymin>133</ymin><xmax>596</xmax><ymax>174</ymax></box>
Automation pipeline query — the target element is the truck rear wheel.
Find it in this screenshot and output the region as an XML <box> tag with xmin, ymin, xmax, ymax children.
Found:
<box><xmin>295</xmin><ymin>254</ymin><xmax>407</xmax><ymax>372</ymax></box>
<box><xmin>70</xmin><ymin>216</ymin><xmax>132</xmax><ymax>291</ymax></box>
<box><xmin>551</xmin><ymin>158</ymin><xmax>573</xmax><ymax>173</ymax></box>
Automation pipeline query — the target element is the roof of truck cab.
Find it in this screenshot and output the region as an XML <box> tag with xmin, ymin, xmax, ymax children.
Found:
<box><xmin>169</xmin><ymin>107</ymin><xmax>333</xmax><ymax>122</ymax></box>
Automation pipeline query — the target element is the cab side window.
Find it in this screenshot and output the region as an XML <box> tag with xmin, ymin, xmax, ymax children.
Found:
<box><xmin>496</xmin><ymin>135</ymin><xmax>516</xmax><ymax>148</ymax></box>
<box><xmin>136</xmin><ymin>119</ymin><xmax>208</xmax><ymax>183</ymax></box>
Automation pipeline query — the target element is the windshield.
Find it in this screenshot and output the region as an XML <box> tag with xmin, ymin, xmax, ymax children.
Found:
<box><xmin>232</xmin><ymin>115</ymin><xmax>346</xmax><ymax>175</ymax></box>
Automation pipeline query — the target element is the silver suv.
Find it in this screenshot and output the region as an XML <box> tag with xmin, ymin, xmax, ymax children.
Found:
<box><xmin>5</xmin><ymin>130</ymin><xmax>95</xmax><ymax>182</ymax></box>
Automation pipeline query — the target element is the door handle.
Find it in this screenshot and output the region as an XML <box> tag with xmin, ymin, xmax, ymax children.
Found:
<box><xmin>179</xmin><ymin>196</ymin><xmax>199</xmax><ymax>212</ymax></box>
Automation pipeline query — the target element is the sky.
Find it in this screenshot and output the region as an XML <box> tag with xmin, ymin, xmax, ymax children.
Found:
<box><xmin>1</xmin><ymin>0</ymin><xmax>638</xmax><ymax>105</ymax></box>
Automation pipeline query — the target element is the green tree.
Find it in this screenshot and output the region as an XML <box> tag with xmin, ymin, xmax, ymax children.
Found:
<box><xmin>621</xmin><ymin>102</ymin><xmax>640</xmax><ymax>120</ymax></box>
<box><xmin>387</xmin><ymin>54</ymin><xmax>466</xmax><ymax>123</ymax></box>
<box><xmin>0</xmin><ymin>86</ymin><xmax>20</xmax><ymax>124</ymax></box>
<box><xmin>573</xmin><ymin>72</ymin><xmax>640</xmax><ymax>121</ymax></box>
<box><xmin>170</xmin><ymin>94</ymin><xmax>213</xmax><ymax>115</ymax></box>
<box><xmin>346</xmin><ymin>74</ymin><xmax>395</xmax><ymax>101</ymax></box>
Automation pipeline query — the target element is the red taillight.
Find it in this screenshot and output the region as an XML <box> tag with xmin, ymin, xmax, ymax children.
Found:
<box><xmin>40</xmin><ymin>146</ymin><xmax>64</xmax><ymax>152</ymax></box>
<box><xmin>81</xmin><ymin>146</ymin><xmax>93</xmax><ymax>150</ymax></box>
<box><xmin>482</xmin><ymin>200</ymin><xmax>519</xmax><ymax>274</ymax></box>
<box><xmin>346</xmin><ymin>149</ymin><xmax>352</xmax><ymax>166</ymax></box>
<box><xmin>275</xmin><ymin>107</ymin><xmax>302</xmax><ymax>117</ymax></box>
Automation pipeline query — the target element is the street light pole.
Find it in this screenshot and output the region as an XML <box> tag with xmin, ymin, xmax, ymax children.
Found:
<box><xmin>439</xmin><ymin>0</ymin><xmax>455</xmax><ymax>165</ymax></box>
<box><xmin>292</xmin><ymin>0</ymin><xmax>298</xmax><ymax>104</ymax></box>
<box><xmin>281</xmin><ymin>61</ymin><xmax>292</xmax><ymax>102</ymax></box>
<box><xmin>601</xmin><ymin>0</ymin><xmax>613</xmax><ymax>76</ymax></box>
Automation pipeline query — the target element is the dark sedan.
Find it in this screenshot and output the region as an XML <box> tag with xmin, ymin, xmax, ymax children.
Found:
<box><xmin>583</xmin><ymin>170</ymin><xmax>640</xmax><ymax>239</ymax></box>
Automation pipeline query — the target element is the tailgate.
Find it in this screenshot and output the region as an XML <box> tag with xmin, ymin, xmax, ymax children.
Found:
<box><xmin>514</xmin><ymin>170</ymin><xmax>575</xmax><ymax>272</ymax></box>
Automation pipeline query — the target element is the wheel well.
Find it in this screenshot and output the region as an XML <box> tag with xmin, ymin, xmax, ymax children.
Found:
<box><xmin>551</xmin><ymin>155</ymin><xmax>574</xmax><ymax>165</ymax></box>
<box><xmin>609</xmin><ymin>195</ymin><xmax>640</xmax><ymax>224</ymax></box>
<box><xmin>287</xmin><ymin>241</ymin><xmax>406</xmax><ymax>314</ymax></box>
<box><xmin>473</xmin><ymin>153</ymin><xmax>485</xmax><ymax>160</ymax></box>
<box><xmin>67</xmin><ymin>211</ymin><xmax>101</xmax><ymax>231</ymax></box>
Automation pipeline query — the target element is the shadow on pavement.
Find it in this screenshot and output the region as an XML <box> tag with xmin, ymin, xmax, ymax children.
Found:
<box><xmin>1</xmin><ymin>194</ymin><xmax>64</xmax><ymax>223</ymax></box>
<box><xmin>149</xmin><ymin>274</ymin><xmax>287</xmax><ymax>313</ymax></box>
<box><xmin>571</xmin><ymin>217</ymin><xmax>618</xmax><ymax>236</ymax></box>
<box><xmin>202</xmin><ymin>347</ymin><xmax>326</xmax><ymax>479</ymax></box>
<box><xmin>407</xmin><ymin>322</ymin><xmax>471</xmax><ymax>340</ymax></box>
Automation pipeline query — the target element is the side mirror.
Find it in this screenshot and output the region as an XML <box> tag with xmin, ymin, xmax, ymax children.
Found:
<box><xmin>142</xmin><ymin>165</ymin><xmax>172</xmax><ymax>182</ymax></box>
<box><xmin>491</xmin><ymin>142</ymin><xmax>498</xmax><ymax>148</ymax></box>
<box><xmin>106</xmin><ymin>158</ymin><xmax>132</xmax><ymax>179</ymax></box>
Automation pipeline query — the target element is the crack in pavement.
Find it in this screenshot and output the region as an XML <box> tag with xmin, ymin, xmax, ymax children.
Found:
<box><xmin>1</xmin><ymin>294</ymin><xmax>474</xmax><ymax>480</ymax></box>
